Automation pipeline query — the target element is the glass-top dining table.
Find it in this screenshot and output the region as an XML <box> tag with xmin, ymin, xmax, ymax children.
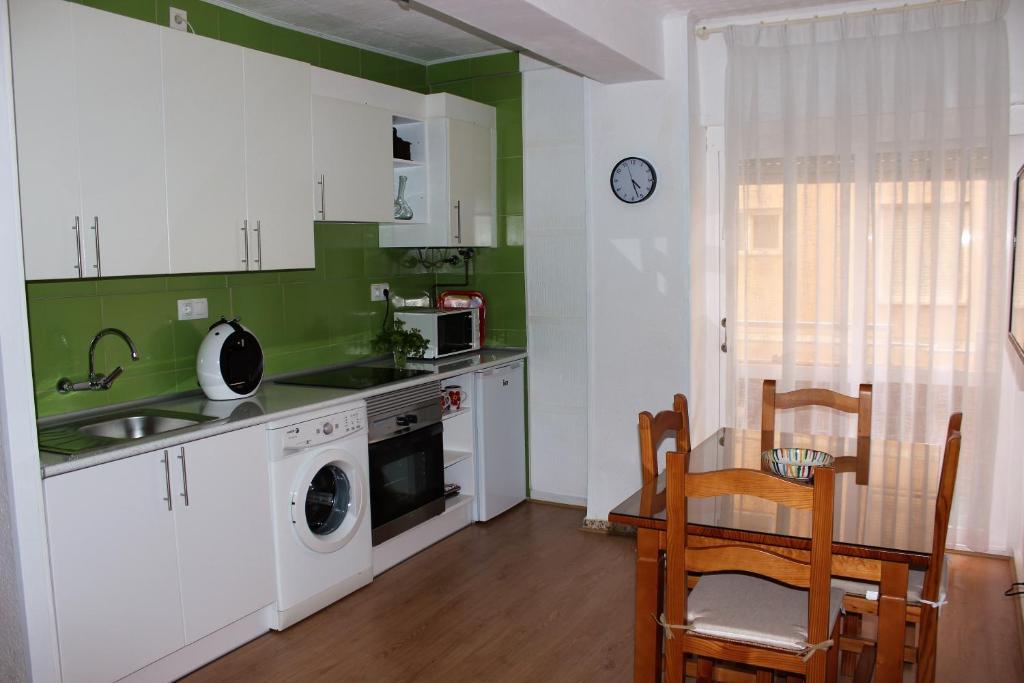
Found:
<box><xmin>608</xmin><ymin>427</ymin><xmax>945</xmax><ymax>683</ymax></box>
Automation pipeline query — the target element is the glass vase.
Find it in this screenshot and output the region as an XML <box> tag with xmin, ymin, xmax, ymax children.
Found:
<box><xmin>394</xmin><ymin>175</ymin><xmax>414</xmax><ymax>220</ymax></box>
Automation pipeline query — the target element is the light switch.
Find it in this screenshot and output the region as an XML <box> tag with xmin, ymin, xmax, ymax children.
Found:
<box><xmin>177</xmin><ymin>298</ymin><xmax>208</xmax><ymax>321</ymax></box>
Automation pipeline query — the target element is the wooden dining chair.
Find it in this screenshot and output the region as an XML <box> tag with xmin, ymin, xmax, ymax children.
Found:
<box><xmin>661</xmin><ymin>452</ymin><xmax>842</xmax><ymax>683</ymax></box>
<box><xmin>761</xmin><ymin>379</ymin><xmax>873</xmax><ymax>484</ymax></box>
<box><xmin>836</xmin><ymin>412</ymin><xmax>962</xmax><ymax>683</ymax></box>
<box><xmin>638</xmin><ymin>393</ymin><xmax>690</xmax><ymax>485</ymax></box>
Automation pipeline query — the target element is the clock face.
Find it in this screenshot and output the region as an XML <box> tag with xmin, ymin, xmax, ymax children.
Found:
<box><xmin>610</xmin><ymin>157</ymin><xmax>657</xmax><ymax>204</ymax></box>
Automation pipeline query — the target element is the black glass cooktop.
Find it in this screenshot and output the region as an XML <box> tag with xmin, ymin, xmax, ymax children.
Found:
<box><xmin>276</xmin><ymin>365</ymin><xmax>433</xmax><ymax>390</ymax></box>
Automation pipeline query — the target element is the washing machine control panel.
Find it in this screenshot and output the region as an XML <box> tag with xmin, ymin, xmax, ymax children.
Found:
<box><xmin>280</xmin><ymin>408</ymin><xmax>365</xmax><ymax>449</ymax></box>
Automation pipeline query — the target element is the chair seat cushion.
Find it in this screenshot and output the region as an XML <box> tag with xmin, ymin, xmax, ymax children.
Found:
<box><xmin>831</xmin><ymin>556</ymin><xmax>948</xmax><ymax>604</ymax></box>
<box><xmin>685</xmin><ymin>573</ymin><xmax>845</xmax><ymax>651</ymax></box>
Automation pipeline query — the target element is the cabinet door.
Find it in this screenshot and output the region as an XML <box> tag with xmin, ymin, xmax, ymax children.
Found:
<box><xmin>312</xmin><ymin>96</ymin><xmax>393</xmax><ymax>223</ymax></box>
<box><xmin>243</xmin><ymin>49</ymin><xmax>314</xmax><ymax>270</ymax></box>
<box><xmin>44</xmin><ymin>451</ymin><xmax>186</xmax><ymax>683</ymax></box>
<box><xmin>172</xmin><ymin>426</ymin><xmax>275</xmax><ymax>644</ymax></box>
<box><xmin>448</xmin><ymin>119</ymin><xmax>496</xmax><ymax>247</ymax></box>
<box><xmin>9</xmin><ymin>0</ymin><xmax>83</xmax><ymax>280</ymax></box>
<box><xmin>163</xmin><ymin>31</ymin><xmax>247</xmax><ymax>274</ymax></box>
<box><xmin>73</xmin><ymin>5</ymin><xmax>169</xmax><ymax>277</ymax></box>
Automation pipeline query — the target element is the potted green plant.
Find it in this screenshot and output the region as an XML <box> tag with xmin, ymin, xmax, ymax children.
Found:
<box><xmin>372</xmin><ymin>318</ymin><xmax>429</xmax><ymax>369</ymax></box>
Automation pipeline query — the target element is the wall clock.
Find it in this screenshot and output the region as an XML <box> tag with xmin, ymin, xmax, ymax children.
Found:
<box><xmin>610</xmin><ymin>157</ymin><xmax>657</xmax><ymax>204</ymax></box>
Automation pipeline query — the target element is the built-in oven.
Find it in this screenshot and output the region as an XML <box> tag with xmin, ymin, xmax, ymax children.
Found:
<box><xmin>366</xmin><ymin>381</ymin><xmax>444</xmax><ymax>546</ymax></box>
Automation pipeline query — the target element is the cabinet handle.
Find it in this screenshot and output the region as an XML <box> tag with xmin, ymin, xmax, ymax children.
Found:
<box><xmin>241</xmin><ymin>220</ymin><xmax>249</xmax><ymax>267</ymax></box>
<box><xmin>72</xmin><ymin>216</ymin><xmax>84</xmax><ymax>277</ymax></box>
<box><xmin>91</xmin><ymin>216</ymin><xmax>101</xmax><ymax>277</ymax></box>
<box><xmin>453</xmin><ymin>200</ymin><xmax>462</xmax><ymax>244</ymax></box>
<box><xmin>255</xmin><ymin>220</ymin><xmax>262</xmax><ymax>270</ymax></box>
<box><xmin>162</xmin><ymin>451</ymin><xmax>173</xmax><ymax>511</ymax></box>
<box><xmin>177</xmin><ymin>447</ymin><xmax>190</xmax><ymax>507</ymax></box>
<box><xmin>318</xmin><ymin>175</ymin><xmax>326</xmax><ymax>220</ymax></box>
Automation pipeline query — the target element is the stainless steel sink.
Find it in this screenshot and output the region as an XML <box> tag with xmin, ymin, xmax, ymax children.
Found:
<box><xmin>77</xmin><ymin>413</ymin><xmax>205</xmax><ymax>440</ymax></box>
<box><xmin>38</xmin><ymin>409</ymin><xmax>217</xmax><ymax>455</ymax></box>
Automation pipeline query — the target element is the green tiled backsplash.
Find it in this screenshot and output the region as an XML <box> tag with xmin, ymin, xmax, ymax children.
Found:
<box><xmin>27</xmin><ymin>2</ymin><xmax>526</xmax><ymax>418</ymax></box>
<box><xmin>27</xmin><ymin>226</ymin><xmax>437</xmax><ymax>417</ymax></box>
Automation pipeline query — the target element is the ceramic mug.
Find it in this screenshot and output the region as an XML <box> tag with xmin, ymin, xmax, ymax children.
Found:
<box><xmin>444</xmin><ymin>385</ymin><xmax>464</xmax><ymax>411</ymax></box>
<box><xmin>440</xmin><ymin>392</ymin><xmax>451</xmax><ymax>412</ymax></box>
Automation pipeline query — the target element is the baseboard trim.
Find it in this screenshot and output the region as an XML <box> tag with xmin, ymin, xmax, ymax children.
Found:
<box><xmin>528</xmin><ymin>490</ymin><xmax>586</xmax><ymax>508</ymax></box>
<box><xmin>528</xmin><ymin>496</ymin><xmax>585</xmax><ymax>511</ymax></box>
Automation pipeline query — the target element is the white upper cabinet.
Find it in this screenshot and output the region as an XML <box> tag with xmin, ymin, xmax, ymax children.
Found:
<box><xmin>10</xmin><ymin>0</ymin><xmax>169</xmax><ymax>280</ymax></box>
<box><xmin>73</xmin><ymin>5</ymin><xmax>169</xmax><ymax>277</ymax></box>
<box><xmin>163</xmin><ymin>30</ymin><xmax>247</xmax><ymax>274</ymax></box>
<box><xmin>313</xmin><ymin>96</ymin><xmax>394</xmax><ymax>223</ymax></box>
<box><xmin>243</xmin><ymin>49</ymin><xmax>315</xmax><ymax>270</ymax></box>
<box><xmin>379</xmin><ymin>94</ymin><xmax>496</xmax><ymax>248</ymax></box>
<box><xmin>448</xmin><ymin>118</ymin><xmax>496</xmax><ymax>248</ymax></box>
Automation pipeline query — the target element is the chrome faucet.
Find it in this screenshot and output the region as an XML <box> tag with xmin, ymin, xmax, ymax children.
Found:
<box><xmin>57</xmin><ymin>328</ymin><xmax>140</xmax><ymax>393</ymax></box>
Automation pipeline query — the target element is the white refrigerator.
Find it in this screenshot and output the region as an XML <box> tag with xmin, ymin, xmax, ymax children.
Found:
<box><xmin>474</xmin><ymin>361</ymin><xmax>526</xmax><ymax>521</ymax></box>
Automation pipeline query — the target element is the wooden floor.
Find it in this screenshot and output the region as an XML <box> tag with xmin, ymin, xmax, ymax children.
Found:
<box><xmin>184</xmin><ymin>502</ymin><xmax>1023</xmax><ymax>682</ymax></box>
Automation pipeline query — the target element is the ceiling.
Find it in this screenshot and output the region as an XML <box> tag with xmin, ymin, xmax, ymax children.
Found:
<box><xmin>211</xmin><ymin>0</ymin><xmax>504</xmax><ymax>63</ymax></box>
<box><xmin>211</xmin><ymin>0</ymin><xmax>869</xmax><ymax>64</ymax></box>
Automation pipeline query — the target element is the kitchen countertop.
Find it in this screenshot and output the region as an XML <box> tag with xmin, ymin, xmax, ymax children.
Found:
<box><xmin>38</xmin><ymin>348</ymin><xmax>526</xmax><ymax>478</ymax></box>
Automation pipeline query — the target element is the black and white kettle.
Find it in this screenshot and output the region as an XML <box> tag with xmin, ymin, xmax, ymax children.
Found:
<box><xmin>197</xmin><ymin>317</ymin><xmax>264</xmax><ymax>400</ymax></box>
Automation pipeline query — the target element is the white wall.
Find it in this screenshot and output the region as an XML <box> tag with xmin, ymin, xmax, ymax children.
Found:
<box><xmin>585</xmin><ymin>14</ymin><xmax>693</xmax><ymax>521</ymax></box>
<box><xmin>522</xmin><ymin>56</ymin><xmax>589</xmax><ymax>506</ymax></box>
<box><xmin>0</xmin><ymin>0</ymin><xmax>60</xmax><ymax>679</ymax></box>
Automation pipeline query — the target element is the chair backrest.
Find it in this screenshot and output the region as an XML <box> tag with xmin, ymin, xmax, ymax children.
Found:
<box><xmin>665</xmin><ymin>452</ymin><xmax>836</xmax><ymax>660</ymax></box>
<box><xmin>762</xmin><ymin>379</ymin><xmax>873</xmax><ymax>481</ymax></box>
<box><xmin>922</xmin><ymin>413</ymin><xmax>962</xmax><ymax>603</ymax></box>
<box><xmin>638</xmin><ymin>394</ymin><xmax>690</xmax><ymax>484</ymax></box>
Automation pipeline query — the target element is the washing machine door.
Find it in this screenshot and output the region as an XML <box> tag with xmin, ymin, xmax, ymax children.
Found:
<box><xmin>291</xmin><ymin>449</ymin><xmax>366</xmax><ymax>553</ymax></box>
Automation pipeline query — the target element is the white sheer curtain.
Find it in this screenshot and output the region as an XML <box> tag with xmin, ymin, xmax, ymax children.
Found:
<box><xmin>722</xmin><ymin>0</ymin><xmax>1009</xmax><ymax>551</ymax></box>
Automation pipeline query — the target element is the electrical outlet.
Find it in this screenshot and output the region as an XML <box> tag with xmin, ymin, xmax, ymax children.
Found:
<box><xmin>177</xmin><ymin>298</ymin><xmax>208</xmax><ymax>321</ymax></box>
<box><xmin>370</xmin><ymin>283</ymin><xmax>390</xmax><ymax>302</ymax></box>
<box><xmin>169</xmin><ymin>7</ymin><xmax>188</xmax><ymax>32</ymax></box>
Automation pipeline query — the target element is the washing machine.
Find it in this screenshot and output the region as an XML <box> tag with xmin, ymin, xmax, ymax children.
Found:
<box><xmin>266</xmin><ymin>401</ymin><xmax>372</xmax><ymax>629</ymax></box>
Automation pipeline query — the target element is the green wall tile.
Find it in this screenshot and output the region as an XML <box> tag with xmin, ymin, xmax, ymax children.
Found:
<box><xmin>319</xmin><ymin>39</ymin><xmax>360</xmax><ymax>75</ymax></box>
<box><xmin>395</xmin><ymin>61</ymin><xmax>428</xmax><ymax>93</ymax></box>
<box><xmin>217</xmin><ymin>7</ymin><xmax>272</xmax><ymax>52</ymax></box>
<box><xmin>495</xmin><ymin>99</ymin><xmax>523</xmax><ymax>159</ymax></box>
<box><xmin>166</xmin><ymin>274</ymin><xmax>227</xmax><ymax>291</ymax></box>
<box><xmin>427</xmin><ymin>60</ymin><xmax>472</xmax><ymax>85</ymax></box>
<box><xmin>99</xmin><ymin>292</ymin><xmax>176</xmax><ymax>374</ymax></box>
<box><xmin>470</xmin><ymin>52</ymin><xmax>519</xmax><ymax>77</ymax></box>
<box><xmin>269</xmin><ymin>25</ymin><xmax>319</xmax><ymax>64</ymax></box>
<box><xmin>96</xmin><ymin>276</ymin><xmax>167</xmax><ymax>295</ymax></box>
<box><xmin>75</xmin><ymin>0</ymin><xmax>157</xmax><ymax>23</ymax></box>
<box><xmin>472</xmin><ymin>74</ymin><xmax>521</xmax><ymax>104</ymax></box>
<box><xmin>230</xmin><ymin>283</ymin><xmax>285</xmax><ymax>349</ymax></box>
<box><xmin>431</xmin><ymin>80</ymin><xmax>473</xmax><ymax>99</ymax></box>
<box><xmin>498</xmin><ymin>157</ymin><xmax>524</xmax><ymax>215</ymax></box>
<box><xmin>360</xmin><ymin>51</ymin><xmax>400</xmax><ymax>87</ymax></box>
<box><xmin>27</xmin><ymin>280</ymin><xmax>98</xmax><ymax>301</ymax></box>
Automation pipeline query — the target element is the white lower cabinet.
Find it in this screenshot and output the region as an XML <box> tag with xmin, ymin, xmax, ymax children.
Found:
<box><xmin>172</xmin><ymin>427</ymin><xmax>275</xmax><ymax>643</ymax></box>
<box><xmin>44</xmin><ymin>426</ymin><xmax>273</xmax><ymax>682</ymax></box>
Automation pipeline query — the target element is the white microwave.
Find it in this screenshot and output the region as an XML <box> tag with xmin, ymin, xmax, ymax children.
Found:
<box><xmin>394</xmin><ymin>308</ymin><xmax>480</xmax><ymax>359</ymax></box>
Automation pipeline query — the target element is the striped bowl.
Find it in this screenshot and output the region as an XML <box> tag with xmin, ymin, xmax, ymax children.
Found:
<box><xmin>761</xmin><ymin>448</ymin><xmax>834</xmax><ymax>482</ymax></box>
